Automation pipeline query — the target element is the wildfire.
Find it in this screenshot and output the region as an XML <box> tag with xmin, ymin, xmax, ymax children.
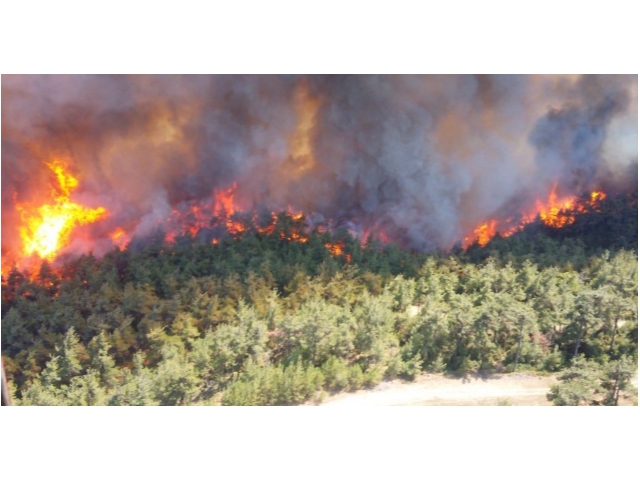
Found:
<box><xmin>159</xmin><ymin>183</ymin><xmax>351</xmax><ymax>263</ymax></box>
<box><xmin>5</xmin><ymin>161</ymin><xmax>610</xmax><ymax>276</ymax></box>
<box><xmin>463</xmin><ymin>184</ymin><xmax>607</xmax><ymax>248</ymax></box>
<box><xmin>3</xmin><ymin>164</ymin><xmax>394</xmax><ymax>277</ymax></box>
<box><xmin>536</xmin><ymin>186</ymin><xmax>579</xmax><ymax>228</ymax></box>
<box><xmin>468</xmin><ymin>220</ymin><xmax>497</xmax><ymax>248</ymax></box>
<box><xmin>164</xmin><ymin>186</ymin><xmax>315</xmax><ymax>247</ymax></box>
<box><xmin>213</xmin><ymin>183</ymin><xmax>238</xmax><ymax>219</ymax></box>
<box><xmin>16</xmin><ymin>159</ymin><xmax>107</xmax><ymax>263</ymax></box>
<box><xmin>325</xmin><ymin>240</ymin><xmax>352</xmax><ymax>262</ymax></box>
<box><xmin>163</xmin><ymin>184</ymin><xmax>357</xmax><ymax>261</ymax></box>
<box><xmin>254</xmin><ymin>212</ymin><xmax>278</xmax><ymax>236</ymax></box>
<box><xmin>213</xmin><ymin>183</ymin><xmax>248</xmax><ymax>237</ymax></box>
<box><xmin>281</xmin><ymin>231</ymin><xmax>309</xmax><ymax>243</ymax></box>
<box><xmin>361</xmin><ymin>228</ymin><xmax>391</xmax><ymax>247</ymax></box>
<box><xmin>109</xmin><ymin>227</ymin><xmax>129</xmax><ymax>248</ymax></box>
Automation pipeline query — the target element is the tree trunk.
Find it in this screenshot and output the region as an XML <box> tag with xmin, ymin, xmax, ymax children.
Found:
<box><xmin>573</xmin><ymin>323</ymin><xmax>584</xmax><ymax>357</ymax></box>
<box><xmin>612</xmin><ymin>362</ymin><xmax>621</xmax><ymax>406</ymax></box>
<box><xmin>608</xmin><ymin>306</ymin><xmax>620</xmax><ymax>356</ymax></box>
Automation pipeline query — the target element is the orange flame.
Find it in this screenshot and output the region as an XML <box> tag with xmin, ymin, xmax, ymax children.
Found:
<box><xmin>213</xmin><ymin>183</ymin><xmax>248</xmax><ymax>237</ymax></box>
<box><xmin>161</xmin><ymin>185</ymin><xmax>317</xmax><ymax>247</ymax></box>
<box><xmin>109</xmin><ymin>227</ymin><xmax>129</xmax><ymax>248</ymax></box>
<box><xmin>463</xmin><ymin>184</ymin><xmax>607</xmax><ymax>248</ymax></box>
<box><xmin>213</xmin><ymin>183</ymin><xmax>238</xmax><ymax>218</ymax></box>
<box><xmin>467</xmin><ymin>220</ymin><xmax>498</xmax><ymax>247</ymax></box>
<box><xmin>536</xmin><ymin>185</ymin><xmax>579</xmax><ymax>228</ymax></box>
<box><xmin>325</xmin><ymin>240</ymin><xmax>351</xmax><ymax>262</ymax></box>
<box><xmin>16</xmin><ymin>159</ymin><xmax>107</xmax><ymax>263</ymax></box>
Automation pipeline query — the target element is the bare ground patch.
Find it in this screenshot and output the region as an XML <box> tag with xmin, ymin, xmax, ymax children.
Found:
<box><xmin>316</xmin><ymin>373</ymin><xmax>558</xmax><ymax>406</ymax></box>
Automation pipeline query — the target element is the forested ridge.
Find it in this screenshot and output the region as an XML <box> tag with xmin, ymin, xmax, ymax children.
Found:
<box><xmin>1</xmin><ymin>191</ymin><xmax>637</xmax><ymax>405</ymax></box>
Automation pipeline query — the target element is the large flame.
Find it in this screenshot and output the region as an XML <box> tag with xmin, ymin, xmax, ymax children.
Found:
<box><xmin>13</xmin><ymin>159</ymin><xmax>107</xmax><ymax>266</ymax></box>
<box><xmin>463</xmin><ymin>183</ymin><xmax>607</xmax><ymax>248</ymax></box>
<box><xmin>214</xmin><ymin>183</ymin><xmax>249</xmax><ymax>237</ymax></box>
<box><xmin>3</xmin><ymin>158</ymin><xmax>610</xmax><ymax>276</ymax></box>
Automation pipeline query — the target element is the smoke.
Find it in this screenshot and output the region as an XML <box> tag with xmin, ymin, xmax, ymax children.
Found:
<box><xmin>530</xmin><ymin>75</ymin><xmax>634</xmax><ymax>191</ymax></box>
<box><xmin>1</xmin><ymin>74</ymin><xmax>637</xmax><ymax>259</ymax></box>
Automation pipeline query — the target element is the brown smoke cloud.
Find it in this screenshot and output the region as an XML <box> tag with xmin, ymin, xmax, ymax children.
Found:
<box><xmin>1</xmin><ymin>74</ymin><xmax>637</xmax><ymax>262</ymax></box>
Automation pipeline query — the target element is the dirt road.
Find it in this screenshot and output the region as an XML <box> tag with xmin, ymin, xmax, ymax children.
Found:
<box><xmin>319</xmin><ymin>373</ymin><xmax>558</xmax><ymax>406</ymax></box>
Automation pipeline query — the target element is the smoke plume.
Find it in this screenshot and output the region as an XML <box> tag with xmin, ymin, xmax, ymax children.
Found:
<box><xmin>1</xmin><ymin>74</ymin><xmax>637</xmax><ymax>260</ymax></box>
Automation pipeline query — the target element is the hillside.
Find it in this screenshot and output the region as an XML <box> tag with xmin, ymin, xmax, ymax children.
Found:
<box><xmin>2</xmin><ymin>191</ymin><xmax>637</xmax><ymax>405</ymax></box>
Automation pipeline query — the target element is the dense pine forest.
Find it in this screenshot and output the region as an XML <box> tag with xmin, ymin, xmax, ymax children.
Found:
<box><xmin>1</xmin><ymin>191</ymin><xmax>637</xmax><ymax>405</ymax></box>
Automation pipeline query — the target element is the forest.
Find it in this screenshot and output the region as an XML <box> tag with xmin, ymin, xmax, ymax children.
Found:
<box><xmin>1</xmin><ymin>190</ymin><xmax>637</xmax><ymax>405</ymax></box>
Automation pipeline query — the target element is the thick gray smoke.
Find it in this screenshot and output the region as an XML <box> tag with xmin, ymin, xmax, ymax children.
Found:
<box><xmin>1</xmin><ymin>74</ymin><xmax>637</xmax><ymax>259</ymax></box>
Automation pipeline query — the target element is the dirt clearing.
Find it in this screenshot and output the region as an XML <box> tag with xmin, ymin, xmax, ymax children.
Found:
<box><xmin>318</xmin><ymin>373</ymin><xmax>559</xmax><ymax>406</ymax></box>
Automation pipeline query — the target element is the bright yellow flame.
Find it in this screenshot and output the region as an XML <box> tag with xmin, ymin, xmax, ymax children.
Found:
<box><xmin>589</xmin><ymin>190</ymin><xmax>606</xmax><ymax>205</ymax></box>
<box><xmin>537</xmin><ymin>186</ymin><xmax>575</xmax><ymax>228</ymax></box>
<box><xmin>18</xmin><ymin>159</ymin><xmax>107</xmax><ymax>260</ymax></box>
<box><xmin>470</xmin><ymin>220</ymin><xmax>498</xmax><ymax>247</ymax></box>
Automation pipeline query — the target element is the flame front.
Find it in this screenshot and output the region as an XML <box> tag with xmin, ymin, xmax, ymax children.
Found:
<box><xmin>467</xmin><ymin>220</ymin><xmax>497</xmax><ymax>247</ymax></box>
<box><xmin>536</xmin><ymin>186</ymin><xmax>579</xmax><ymax>228</ymax></box>
<box><xmin>463</xmin><ymin>184</ymin><xmax>607</xmax><ymax>248</ymax></box>
<box><xmin>16</xmin><ymin>159</ymin><xmax>107</xmax><ymax>262</ymax></box>
<box><xmin>162</xmin><ymin>186</ymin><xmax>356</xmax><ymax>261</ymax></box>
<box><xmin>6</xmin><ymin>160</ymin><xmax>608</xmax><ymax>274</ymax></box>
